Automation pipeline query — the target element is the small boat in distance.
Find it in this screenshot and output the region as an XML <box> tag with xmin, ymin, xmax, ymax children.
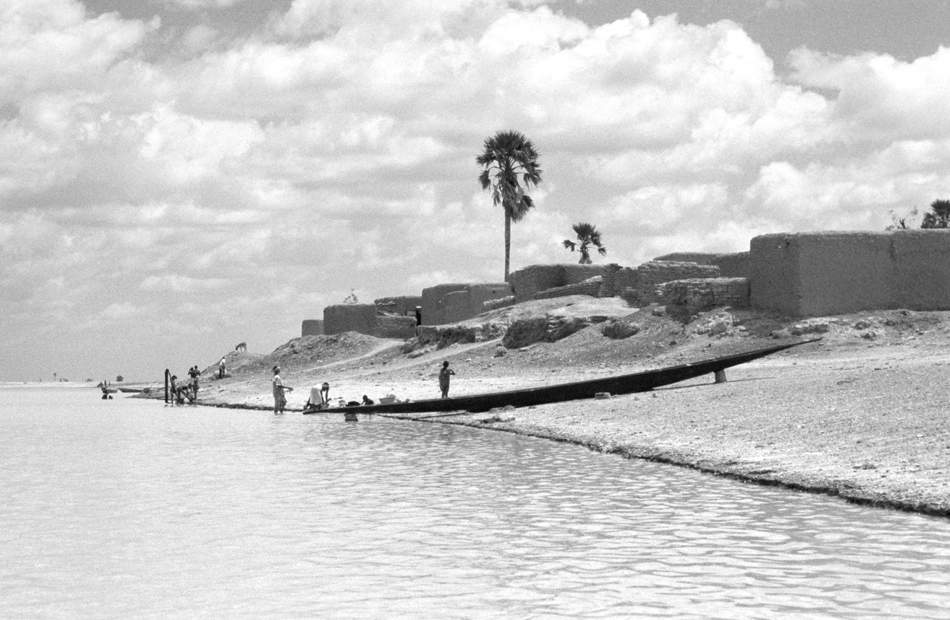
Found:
<box><xmin>303</xmin><ymin>338</ymin><xmax>820</xmax><ymax>416</ymax></box>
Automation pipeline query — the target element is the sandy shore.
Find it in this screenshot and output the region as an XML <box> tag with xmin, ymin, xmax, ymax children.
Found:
<box><xmin>136</xmin><ymin>303</ymin><xmax>950</xmax><ymax>518</ymax></box>
<box><xmin>387</xmin><ymin>344</ymin><xmax>950</xmax><ymax>518</ymax></box>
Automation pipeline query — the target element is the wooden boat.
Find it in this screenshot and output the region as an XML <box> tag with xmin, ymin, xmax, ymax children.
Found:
<box><xmin>303</xmin><ymin>338</ymin><xmax>819</xmax><ymax>416</ymax></box>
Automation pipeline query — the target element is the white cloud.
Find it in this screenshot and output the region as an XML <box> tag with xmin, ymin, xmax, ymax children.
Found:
<box><xmin>4</xmin><ymin>0</ymin><xmax>950</xmax><ymax>381</ymax></box>
<box><xmin>164</xmin><ymin>0</ymin><xmax>250</xmax><ymax>8</ymax></box>
<box><xmin>0</xmin><ymin>0</ymin><xmax>150</xmax><ymax>103</ymax></box>
<box><xmin>98</xmin><ymin>302</ymin><xmax>148</xmax><ymax>321</ymax></box>
<box><xmin>790</xmin><ymin>46</ymin><xmax>950</xmax><ymax>141</ymax></box>
<box><xmin>181</xmin><ymin>25</ymin><xmax>220</xmax><ymax>55</ymax></box>
<box><xmin>140</xmin><ymin>274</ymin><xmax>230</xmax><ymax>293</ymax></box>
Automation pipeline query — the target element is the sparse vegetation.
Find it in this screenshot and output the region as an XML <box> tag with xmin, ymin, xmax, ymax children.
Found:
<box><xmin>886</xmin><ymin>207</ymin><xmax>918</xmax><ymax>230</ymax></box>
<box><xmin>921</xmin><ymin>199</ymin><xmax>950</xmax><ymax>228</ymax></box>
<box><xmin>886</xmin><ymin>200</ymin><xmax>950</xmax><ymax>230</ymax></box>
<box><xmin>476</xmin><ymin>130</ymin><xmax>543</xmax><ymax>282</ymax></box>
<box><xmin>563</xmin><ymin>222</ymin><xmax>607</xmax><ymax>264</ymax></box>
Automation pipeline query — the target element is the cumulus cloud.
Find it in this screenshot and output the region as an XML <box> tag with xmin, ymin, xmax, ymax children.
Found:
<box><xmin>0</xmin><ymin>0</ymin><xmax>151</xmax><ymax>103</ymax></box>
<box><xmin>163</xmin><ymin>0</ymin><xmax>251</xmax><ymax>8</ymax></box>
<box><xmin>3</xmin><ymin>0</ymin><xmax>950</xmax><ymax>381</ymax></box>
<box><xmin>140</xmin><ymin>274</ymin><xmax>231</xmax><ymax>293</ymax></box>
<box><xmin>790</xmin><ymin>46</ymin><xmax>950</xmax><ymax>141</ymax></box>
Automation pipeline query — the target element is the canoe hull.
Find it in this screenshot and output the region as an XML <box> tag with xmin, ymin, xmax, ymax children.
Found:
<box><xmin>303</xmin><ymin>339</ymin><xmax>818</xmax><ymax>415</ymax></box>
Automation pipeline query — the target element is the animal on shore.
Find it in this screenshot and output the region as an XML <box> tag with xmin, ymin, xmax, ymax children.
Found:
<box><xmin>235</xmin><ymin>342</ymin><xmax>247</xmax><ymax>352</ymax></box>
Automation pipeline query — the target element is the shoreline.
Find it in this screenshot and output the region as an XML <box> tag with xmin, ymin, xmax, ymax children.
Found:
<box><xmin>144</xmin><ymin>344</ymin><xmax>950</xmax><ymax>519</ymax></box>
<box><xmin>399</xmin><ymin>414</ymin><xmax>950</xmax><ymax>519</ymax></box>
<box><xmin>130</xmin><ymin>303</ymin><xmax>950</xmax><ymax>520</ymax></box>
<box><xmin>384</xmin><ymin>345</ymin><xmax>950</xmax><ymax>519</ymax></box>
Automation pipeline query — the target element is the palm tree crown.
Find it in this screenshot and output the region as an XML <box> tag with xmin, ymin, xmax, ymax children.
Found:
<box><xmin>563</xmin><ymin>222</ymin><xmax>606</xmax><ymax>264</ymax></box>
<box><xmin>476</xmin><ymin>130</ymin><xmax>542</xmax><ymax>281</ymax></box>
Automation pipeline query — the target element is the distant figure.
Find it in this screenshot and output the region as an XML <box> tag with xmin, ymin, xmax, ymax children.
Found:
<box><xmin>219</xmin><ymin>358</ymin><xmax>226</xmax><ymax>379</ymax></box>
<box><xmin>439</xmin><ymin>361</ymin><xmax>455</xmax><ymax>398</ymax></box>
<box><xmin>235</xmin><ymin>342</ymin><xmax>247</xmax><ymax>352</ymax></box>
<box><xmin>321</xmin><ymin>382</ymin><xmax>330</xmax><ymax>407</ymax></box>
<box><xmin>170</xmin><ymin>375</ymin><xmax>185</xmax><ymax>405</ymax></box>
<box><xmin>188</xmin><ymin>366</ymin><xmax>200</xmax><ymax>400</ymax></box>
<box><xmin>272</xmin><ymin>365</ymin><xmax>292</xmax><ymax>414</ymax></box>
<box><xmin>362</xmin><ymin>395</ymin><xmax>374</xmax><ymax>405</ymax></box>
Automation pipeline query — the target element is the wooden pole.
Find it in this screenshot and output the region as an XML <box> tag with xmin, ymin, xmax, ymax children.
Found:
<box><xmin>164</xmin><ymin>369</ymin><xmax>170</xmax><ymax>403</ymax></box>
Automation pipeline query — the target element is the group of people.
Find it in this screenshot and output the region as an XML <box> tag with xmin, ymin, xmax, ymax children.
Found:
<box><xmin>163</xmin><ymin>358</ymin><xmax>458</xmax><ymax>412</ymax></box>
<box><xmin>169</xmin><ymin>366</ymin><xmax>201</xmax><ymax>405</ymax></box>
<box><xmin>272</xmin><ymin>360</ymin><xmax>457</xmax><ymax>414</ymax></box>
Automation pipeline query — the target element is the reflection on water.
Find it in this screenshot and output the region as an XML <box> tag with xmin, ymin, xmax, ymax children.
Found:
<box><xmin>1</xmin><ymin>387</ymin><xmax>949</xmax><ymax>619</ymax></box>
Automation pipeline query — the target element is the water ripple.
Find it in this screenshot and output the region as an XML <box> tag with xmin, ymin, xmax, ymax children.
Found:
<box><xmin>1</xmin><ymin>388</ymin><xmax>949</xmax><ymax>619</ymax></box>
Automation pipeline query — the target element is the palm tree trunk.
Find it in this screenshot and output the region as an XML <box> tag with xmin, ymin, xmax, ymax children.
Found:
<box><xmin>504</xmin><ymin>210</ymin><xmax>511</xmax><ymax>282</ymax></box>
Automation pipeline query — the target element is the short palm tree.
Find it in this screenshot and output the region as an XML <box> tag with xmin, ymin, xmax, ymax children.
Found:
<box><xmin>563</xmin><ymin>222</ymin><xmax>606</xmax><ymax>264</ymax></box>
<box><xmin>476</xmin><ymin>130</ymin><xmax>542</xmax><ymax>282</ymax></box>
<box><xmin>921</xmin><ymin>199</ymin><xmax>950</xmax><ymax>228</ymax></box>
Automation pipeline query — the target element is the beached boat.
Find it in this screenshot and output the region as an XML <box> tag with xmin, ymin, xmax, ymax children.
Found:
<box><xmin>302</xmin><ymin>338</ymin><xmax>819</xmax><ymax>415</ymax></box>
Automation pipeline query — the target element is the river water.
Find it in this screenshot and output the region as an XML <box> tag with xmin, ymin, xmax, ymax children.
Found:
<box><xmin>1</xmin><ymin>385</ymin><xmax>949</xmax><ymax>619</ymax></box>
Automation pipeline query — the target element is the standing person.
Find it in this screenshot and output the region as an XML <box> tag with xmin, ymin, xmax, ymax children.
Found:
<box><xmin>189</xmin><ymin>365</ymin><xmax>200</xmax><ymax>401</ymax></box>
<box><xmin>272</xmin><ymin>365</ymin><xmax>292</xmax><ymax>414</ymax></box>
<box><xmin>169</xmin><ymin>375</ymin><xmax>180</xmax><ymax>405</ymax></box>
<box><xmin>439</xmin><ymin>361</ymin><xmax>455</xmax><ymax>398</ymax></box>
<box><xmin>218</xmin><ymin>358</ymin><xmax>226</xmax><ymax>379</ymax></box>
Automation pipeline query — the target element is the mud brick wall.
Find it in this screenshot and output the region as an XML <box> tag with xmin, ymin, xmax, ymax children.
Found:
<box><xmin>623</xmin><ymin>261</ymin><xmax>721</xmax><ymax>305</ymax></box>
<box><xmin>561</xmin><ymin>264</ymin><xmax>609</xmax><ymax>285</ymax></box>
<box><xmin>653</xmin><ymin>252</ymin><xmax>724</xmax><ymax>265</ymax></box>
<box><xmin>657</xmin><ymin>278</ymin><xmax>750</xmax><ymax>315</ymax></box>
<box><xmin>374</xmin><ymin>296</ymin><xmax>422</xmax><ymax>317</ymax></box>
<box><xmin>751</xmin><ymin>232</ymin><xmax>894</xmax><ymax>316</ymax></box>
<box><xmin>713</xmin><ymin>252</ymin><xmax>751</xmax><ymax>278</ymax></box>
<box><xmin>422</xmin><ymin>283</ymin><xmax>512</xmax><ymax>325</ymax></box>
<box><xmin>421</xmin><ymin>283</ymin><xmax>468</xmax><ymax>325</ymax></box>
<box><xmin>483</xmin><ymin>296</ymin><xmax>516</xmax><ymax>311</ymax></box>
<box><xmin>751</xmin><ymin>230</ymin><xmax>950</xmax><ymax>316</ymax></box>
<box><xmin>467</xmin><ymin>283</ymin><xmax>513</xmax><ymax>311</ymax></box>
<box><xmin>440</xmin><ymin>290</ymin><xmax>472</xmax><ymax>324</ymax></box>
<box><xmin>509</xmin><ymin>265</ymin><xmax>568</xmax><ymax>302</ymax></box>
<box><xmin>532</xmin><ymin>276</ymin><xmax>603</xmax><ymax>301</ymax></box>
<box><xmin>892</xmin><ymin>230</ymin><xmax>950</xmax><ymax>309</ymax></box>
<box><xmin>301</xmin><ymin>319</ymin><xmax>324</xmax><ymax>337</ymax></box>
<box><xmin>613</xmin><ymin>267</ymin><xmax>638</xmax><ymax>296</ymax></box>
<box><xmin>598</xmin><ymin>264</ymin><xmax>623</xmax><ymax>298</ymax></box>
<box><xmin>324</xmin><ymin>304</ymin><xmax>378</xmax><ymax>336</ymax></box>
<box><xmin>374</xmin><ymin>315</ymin><xmax>417</xmax><ymax>339</ymax></box>
<box><xmin>510</xmin><ymin>264</ymin><xmax>608</xmax><ymax>302</ymax></box>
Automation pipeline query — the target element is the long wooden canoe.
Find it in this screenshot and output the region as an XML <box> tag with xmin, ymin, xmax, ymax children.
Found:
<box><xmin>302</xmin><ymin>338</ymin><xmax>819</xmax><ymax>415</ymax></box>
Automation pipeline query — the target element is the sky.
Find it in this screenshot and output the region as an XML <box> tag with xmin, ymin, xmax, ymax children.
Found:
<box><xmin>2</xmin><ymin>0</ymin><xmax>949</xmax><ymax>383</ymax></box>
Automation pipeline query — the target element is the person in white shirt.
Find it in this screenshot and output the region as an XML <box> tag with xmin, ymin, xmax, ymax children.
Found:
<box><xmin>272</xmin><ymin>365</ymin><xmax>292</xmax><ymax>414</ymax></box>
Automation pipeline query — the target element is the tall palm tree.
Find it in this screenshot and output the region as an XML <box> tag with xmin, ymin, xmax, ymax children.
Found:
<box><xmin>476</xmin><ymin>130</ymin><xmax>542</xmax><ymax>282</ymax></box>
<box><xmin>563</xmin><ymin>222</ymin><xmax>606</xmax><ymax>264</ymax></box>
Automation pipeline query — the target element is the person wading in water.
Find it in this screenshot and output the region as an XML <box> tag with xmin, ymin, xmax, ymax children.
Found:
<box><xmin>272</xmin><ymin>365</ymin><xmax>293</xmax><ymax>414</ymax></box>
